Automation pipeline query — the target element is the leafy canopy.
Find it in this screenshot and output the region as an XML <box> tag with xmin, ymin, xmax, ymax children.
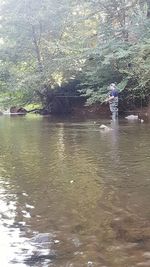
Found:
<box><xmin>0</xmin><ymin>0</ymin><xmax>150</xmax><ymax>108</ymax></box>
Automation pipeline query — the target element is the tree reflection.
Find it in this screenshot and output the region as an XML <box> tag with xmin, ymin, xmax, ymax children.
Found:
<box><xmin>0</xmin><ymin>117</ymin><xmax>150</xmax><ymax>267</ymax></box>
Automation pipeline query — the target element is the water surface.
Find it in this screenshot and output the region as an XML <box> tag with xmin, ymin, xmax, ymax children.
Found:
<box><xmin>0</xmin><ymin>115</ymin><xmax>150</xmax><ymax>267</ymax></box>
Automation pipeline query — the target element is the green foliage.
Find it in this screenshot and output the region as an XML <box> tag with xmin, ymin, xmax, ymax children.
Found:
<box><xmin>24</xmin><ymin>102</ymin><xmax>42</xmax><ymax>110</ymax></box>
<box><xmin>0</xmin><ymin>0</ymin><xmax>150</xmax><ymax>109</ymax></box>
<box><xmin>79</xmin><ymin>14</ymin><xmax>150</xmax><ymax>105</ymax></box>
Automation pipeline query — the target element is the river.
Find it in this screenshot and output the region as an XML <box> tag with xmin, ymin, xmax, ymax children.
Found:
<box><xmin>0</xmin><ymin>115</ymin><xmax>150</xmax><ymax>267</ymax></box>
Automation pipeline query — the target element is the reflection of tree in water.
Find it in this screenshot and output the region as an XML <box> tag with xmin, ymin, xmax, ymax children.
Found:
<box><xmin>0</xmin><ymin>118</ymin><xmax>150</xmax><ymax>266</ymax></box>
<box><xmin>52</xmin><ymin>123</ymin><xmax>150</xmax><ymax>266</ymax></box>
<box><xmin>69</xmin><ymin>121</ymin><xmax>150</xmax><ymax>266</ymax></box>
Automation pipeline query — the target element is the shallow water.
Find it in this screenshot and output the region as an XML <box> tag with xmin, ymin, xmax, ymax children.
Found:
<box><xmin>0</xmin><ymin>115</ymin><xmax>150</xmax><ymax>267</ymax></box>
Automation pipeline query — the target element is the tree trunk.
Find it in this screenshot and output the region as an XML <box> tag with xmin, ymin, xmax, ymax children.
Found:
<box><xmin>31</xmin><ymin>25</ymin><xmax>43</xmax><ymax>72</ymax></box>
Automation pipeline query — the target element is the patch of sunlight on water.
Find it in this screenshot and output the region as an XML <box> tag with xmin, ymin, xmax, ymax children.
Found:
<box><xmin>0</xmin><ymin>185</ymin><xmax>26</xmax><ymax>266</ymax></box>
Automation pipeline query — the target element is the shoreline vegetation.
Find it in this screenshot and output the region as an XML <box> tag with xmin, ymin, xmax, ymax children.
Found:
<box><xmin>0</xmin><ymin>0</ymin><xmax>150</xmax><ymax>118</ymax></box>
<box><xmin>1</xmin><ymin>102</ymin><xmax>150</xmax><ymax>123</ymax></box>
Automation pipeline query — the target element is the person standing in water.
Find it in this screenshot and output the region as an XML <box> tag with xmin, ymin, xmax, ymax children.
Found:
<box><xmin>105</xmin><ymin>83</ymin><xmax>119</xmax><ymax>120</ymax></box>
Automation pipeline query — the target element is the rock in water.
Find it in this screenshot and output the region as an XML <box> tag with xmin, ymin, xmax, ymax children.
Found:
<box><xmin>99</xmin><ymin>124</ymin><xmax>111</xmax><ymax>131</ymax></box>
<box><xmin>125</xmin><ymin>115</ymin><xmax>138</xmax><ymax>120</ymax></box>
<box><xmin>10</xmin><ymin>106</ymin><xmax>27</xmax><ymax>115</ymax></box>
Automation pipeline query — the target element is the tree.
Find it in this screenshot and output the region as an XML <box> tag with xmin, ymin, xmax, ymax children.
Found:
<box><xmin>78</xmin><ymin>0</ymin><xmax>150</xmax><ymax>106</ymax></box>
<box><xmin>0</xmin><ymin>0</ymin><xmax>150</xmax><ymax>111</ymax></box>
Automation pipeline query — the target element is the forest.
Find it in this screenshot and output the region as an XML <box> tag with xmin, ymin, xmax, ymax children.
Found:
<box><xmin>0</xmin><ymin>0</ymin><xmax>150</xmax><ymax>114</ymax></box>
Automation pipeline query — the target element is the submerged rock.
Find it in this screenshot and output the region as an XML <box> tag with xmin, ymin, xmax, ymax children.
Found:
<box><xmin>24</xmin><ymin>233</ymin><xmax>56</xmax><ymax>265</ymax></box>
<box><xmin>31</xmin><ymin>233</ymin><xmax>54</xmax><ymax>244</ymax></box>
<box><xmin>24</xmin><ymin>252</ymin><xmax>56</xmax><ymax>265</ymax></box>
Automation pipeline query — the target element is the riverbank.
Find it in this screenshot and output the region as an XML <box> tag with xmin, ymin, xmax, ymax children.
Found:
<box><xmin>1</xmin><ymin>102</ymin><xmax>150</xmax><ymax>122</ymax></box>
<box><xmin>71</xmin><ymin>103</ymin><xmax>150</xmax><ymax>121</ymax></box>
